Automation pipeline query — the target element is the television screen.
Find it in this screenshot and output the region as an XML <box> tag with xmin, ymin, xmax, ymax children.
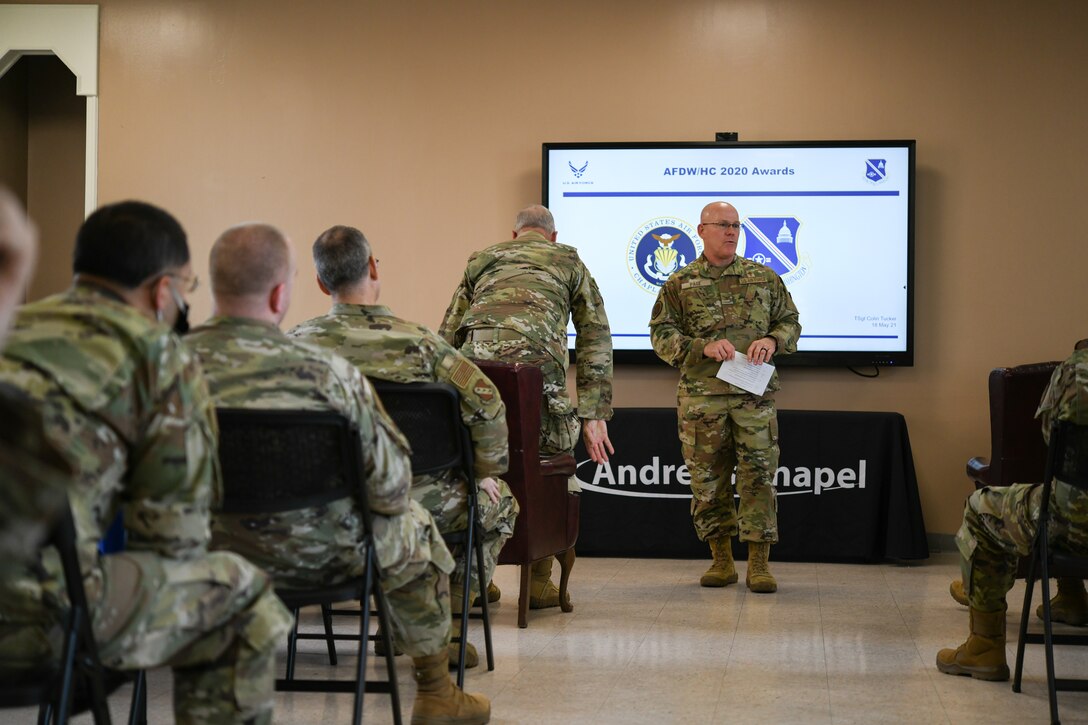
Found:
<box><xmin>543</xmin><ymin>140</ymin><xmax>915</xmax><ymax>367</ymax></box>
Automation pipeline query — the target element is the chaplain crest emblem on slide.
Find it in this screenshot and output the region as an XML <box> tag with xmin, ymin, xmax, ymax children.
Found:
<box><xmin>866</xmin><ymin>158</ymin><xmax>887</xmax><ymax>183</ymax></box>
<box><xmin>742</xmin><ymin>216</ymin><xmax>811</xmax><ymax>285</ymax></box>
<box><xmin>627</xmin><ymin>217</ymin><xmax>702</xmax><ymax>294</ymax></box>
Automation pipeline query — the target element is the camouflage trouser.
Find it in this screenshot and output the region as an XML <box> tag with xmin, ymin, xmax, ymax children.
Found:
<box><xmin>0</xmin><ymin>550</ymin><xmax>294</xmax><ymax>725</ymax></box>
<box><xmin>678</xmin><ymin>393</ymin><xmax>779</xmax><ymax>543</ymax></box>
<box><xmin>373</xmin><ymin>500</ymin><xmax>456</xmax><ymax>658</ymax></box>
<box><xmin>957</xmin><ymin>482</ymin><xmax>1088</xmax><ymax>612</ymax></box>
<box><xmin>413</xmin><ymin>471</ymin><xmax>519</xmax><ymax>600</ymax></box>
<box><xmin>461</xmin><ymin>339</ymin><xmax>581</xmax><ymax>457</ymax></box>
<box><xmin>216</xmin><ymin>498</ymin><xmax>456</xmax><ymax>659</ymax></box>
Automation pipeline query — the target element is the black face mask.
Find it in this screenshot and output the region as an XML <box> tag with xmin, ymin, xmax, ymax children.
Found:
<box><xmin>166</xmin><ymin>281</ymin><xmax>191</xmax><ymax>335</ymax></box>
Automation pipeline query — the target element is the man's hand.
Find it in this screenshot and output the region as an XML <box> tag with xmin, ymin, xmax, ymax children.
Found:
<box><xmin>478</xmin><ymin>477</ymin><xmax>501</xmax><ymax>504</ymax></box>
<box><xmin>746</xmin><ymin>336</ymin><xmax>777</xmax><ymax>365</ymax></box>
<box><xmin>582</xmin><ymin>419</ymin><xmax>615</xmax><ymax>464</ymax></box>
<box><xmin>703</xmin><ymin>338</ymin><xmax>736</xmax><ymax>362</ymax></box>
<box><xmin>0</xmin><ymin>188</ymin><xmax>38</xmax><ymax>343</ymax></box>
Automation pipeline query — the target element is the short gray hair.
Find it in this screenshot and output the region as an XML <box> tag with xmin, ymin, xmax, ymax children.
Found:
<box><xmin>514</xmin><ymin>205</ymin><xmax>555</xmax><ymax>236</ymax></box>
<box><xmin>312</xmin><ymin>225</ymin><xmax>371</xmax><ymax>294</ymax></box>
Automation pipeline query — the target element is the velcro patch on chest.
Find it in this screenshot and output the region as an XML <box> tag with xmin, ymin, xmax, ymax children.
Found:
<box><xmin>681</xmin><ymin>278</ymin><xmax>713</xmax><ymax>290</ymax></box>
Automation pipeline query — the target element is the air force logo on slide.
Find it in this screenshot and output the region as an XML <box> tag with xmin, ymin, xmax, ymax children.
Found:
<box><xmin>866</xmin><ymin>158</ymin><xmax>887</xmax><ymax>183</ymax></box>
<box><xmin>627</xmin><ymin>217</ymin><xmax>701</xmax><ymax>294</ymax></box>
<box><xmin>568</xmin><ymin>160</ymin><xmax>589</xmax><ymax>178</ymax></box>
<box><xmin>742</xmin><ymin>217</ymin><xmax>810</xmax><ymax>285</ymax></box>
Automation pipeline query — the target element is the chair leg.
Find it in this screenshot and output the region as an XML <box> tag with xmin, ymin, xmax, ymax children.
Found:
<box><xmin>371</xmin><ymin>564</ymin><xmax>402</xmax><ymax>725</ymax></box>
<box><xmin>557</xmin><ymin>547</ymin><xmax>576</xmax><ymax>614</ymax></box>
<box><xmin>1038</xmin><ymin>538</ymin><xmax>1061</xmax><ymax>725</ymax></box>
<box><xmin>128</xmin><ymin>670</ymin><xmax>147</xmax><ymax>725</ymax></box>
<box><xmin>1013</xmin><ymin>540</ymin><xmax>1040</xmax><ymax>692</ymax></box>
<box><xmin>452</xmin><ymin>524</ymin><xmax>474</xmax><ymax>688</ymax></box>
<box><xmin>517</xmin><ymin>564</ymin><xmax>530</xmax><ymax>629</ymax></box>
<box><xmin>474</xmin><ymin>533</ymin><xmax>494</xmax><ymax>672</ymax></box>
<box><xmin>321</xmin><ymin>604</ymin><xmax>339</xmax><ymax>666</ymax></box>
<box><xmin>285</xmin><ymin>607</ymin><xmax>301</xmax><ymax>681</ymax></box>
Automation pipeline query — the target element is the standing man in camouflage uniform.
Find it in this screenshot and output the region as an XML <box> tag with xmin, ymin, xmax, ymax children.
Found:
<box><xmin>937</xmin><ymin>344</ymin><xmax>1088</xmax><ymax>681</ymax></box>
<box><xmin>289</xmin><ymin>225</ymin><xmax>519</xmax><ymax>618</ymax></box>
<box><xmin>649</xmin><ymin>201</ymin><xmax>800</xmax><ymax>594</ymax></box>
<box><xmin>0</xmin><ymin>201</ymin><xmax>294</xmax><ymax>725</ymax></box>
<box><xmin>439</xmin><ymin>204</ymin><xmax>614</xmax><ymax>609</ymax></box>
<box><xmin>187</xmin><ymin>223</ymin><xmax>490</xmax><ymax>725</ymax></box>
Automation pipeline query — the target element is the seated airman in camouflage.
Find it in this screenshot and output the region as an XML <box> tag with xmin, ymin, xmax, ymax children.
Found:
<box><xmin>289</xmin><ymin>225</ymin><xmax>519</xmax><ymax>626</ymax></box>
<box><xmin>0</xmin><ymin>201</ymin><xmax>294</xmax><ymax>725</ymax></box>
<box><xmin>186</xmin><ymin>223</ymin><xmax>490</xmax><ymax>725</ymax></box>
<box><xmin>439</xmin><ymin>204</ymin><xmax>615</xmax><ymax>608</ymax></box>
<box><xmin>937</xmin><ymin>343</ymin><xmax>1088</xmax><ymax>681</ymax></box>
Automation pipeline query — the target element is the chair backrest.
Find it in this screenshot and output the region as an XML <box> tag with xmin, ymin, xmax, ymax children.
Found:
<box><xmin>471</xmin><ymin>359</ymin><xmax>577</xmax><ymax>563</ymax></box>
<box><xmin>370</xmin><ymin>381</ymin><xmax>475</xmax><ymax>482</ymax></box>
<box><xmin>215</xmin><ymin>408</ymin><xmax>365</xmax><ymax>517</ymax></box>
<box><xmin>986</xmin><ymin>362</ymin><xmax>1060</xmax><ymax>487</ymax></box>
<box><xmin>1045</xmin><ymin>420</ymin><xmax>1088</xmax><ymax>492</ymax></box>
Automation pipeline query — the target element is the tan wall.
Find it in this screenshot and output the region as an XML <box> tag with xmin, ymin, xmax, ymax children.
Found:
<box><xmin>14</xmin><ymin>0</ymin><xmax>1088</xmax><ymax>536</ymax></box>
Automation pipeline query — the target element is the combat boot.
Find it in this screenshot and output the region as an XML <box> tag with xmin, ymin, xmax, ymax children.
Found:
<box><xmin>447</xmin><ymin>641</ymin><xmax>479</xmax><ymax>669</ymax></box>
<box><xmin>700</xmin><ymin>536</ymin><xmax>738</xmax><ymax>587</ymax></box>
<box><xmin>529</xmin><ymin>558</ymin><xmax>566</xmax><ymax>609</ymax></box>
<box><xmin>411</xmin><ymin>652</ymin><xmax>490</xmax><ymax>725</ymax></box>
<box><xmin>746</xmin><ymin>542</ymin><xmax>778</xmax><ymax>593</ymax></box>
<box><xmin>949</xmin><ymin>579</ymin><xmax>968</xmax><ymax>607</ymax></box>
<box><xmin>1036</xmin><ymin>577</ymin><xmax>1088</xmax><ymax>626</ymax></box>
<box><xmin>481</xmin><ymin>581</ymin><xmax>501</xmax><ymax>604</ymax></box>
<box><xmin>936</xmin><ymin>607</ymin><xmax>1010</xmax><ymax>681</ymax></box>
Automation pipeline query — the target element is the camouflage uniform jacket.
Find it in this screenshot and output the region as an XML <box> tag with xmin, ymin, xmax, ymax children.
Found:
<box><xmin>649</xmin><ymin>254</ymin><xmax>801</xmax><ymax>397</ymax></box>
<box><xmin>0</xmin><ymin>282</ymin><xmax>219</xmax><ymax>620</ymax></box>
<box><xmin>438</xmin><ymin>231</ymin><xmax>614</xmax><ymax>420</ymax></box>
<box><xmin>1037</xmin><ymin>347</ymin><xmax>1088</xmax><ymax>550</ymax></box>
<box><xmin>185</xmin><ymin>316</ymin><xmax>413</xmax><ymax>516</ymax></box>
<box><xmin>289</xmin><ymin>303</ymin><xmax>509</xmax><ymax>480</ymax></box>
<box><xmin>0</xmin><ymin>383</ymin><xmax>71</xmax><ymax>579</ymax></box>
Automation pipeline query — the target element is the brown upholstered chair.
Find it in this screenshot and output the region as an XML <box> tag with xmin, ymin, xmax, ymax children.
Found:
<box><xmin>966</xmin><ymin>361</ymin><xmax>1060</xmax><ymax>489</ymax></box>
<box><xmin>473</xmin><ymin>359</ymin><xmax>579</xmax><ymax>628</ymax></box>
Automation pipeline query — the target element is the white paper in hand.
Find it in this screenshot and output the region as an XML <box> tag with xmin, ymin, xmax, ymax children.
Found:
<box><xmin>715</xmin><ymin>353</ymin><xmax>774</xmax><ymax>396</ymax></box>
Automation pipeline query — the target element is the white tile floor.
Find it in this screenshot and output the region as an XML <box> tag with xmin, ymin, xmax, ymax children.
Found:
<box><xmin>17</xmin><ymin>553</ymin><xmax>1088</xmax><ymax>724</ymax></box>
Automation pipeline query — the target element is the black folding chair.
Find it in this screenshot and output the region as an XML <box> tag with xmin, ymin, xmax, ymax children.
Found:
<box><xmin>0</xmin><ymin>503</ymin><xmax>111</xmax><ymax>724</ymax></box>
<box><xmin>1013</xmin><ymin>419</ymin><xmax>1088</xmax><ymax>724</ymax></box>
<box><xmin>371</xmin><ymin>381</ymin><xmax>495</xmax><ymax>687</ymax></box>
<box><xmin>216</xmin><ymin>408</ymin><xmax>401</xmax><ymax>725</ymax></box>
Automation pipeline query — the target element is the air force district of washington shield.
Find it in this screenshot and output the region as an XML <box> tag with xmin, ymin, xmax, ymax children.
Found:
<box><xmin>741</xmin><ymin>216</ymin><xmax>811</xmax><ymax>285</ymax></box>
<box><xmin>627</xmin><ymin>217</ymin><xmax>702</xmax><ymax>294</ymax></box>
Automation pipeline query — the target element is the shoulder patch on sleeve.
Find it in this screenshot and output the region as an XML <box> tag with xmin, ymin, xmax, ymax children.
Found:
<box><xmin>472</xmin><ymin>380</ymin><xmax>496</xmax><ymax>403</ymax></box>
<box><xmin>449</xmin><ymin>357</ymin><xmax>475</xmax><ymax>389</ymax></box>
<box><xmin>652</xmin><ymin>300</ymin><xmax>663</xmax><ymax>319</ymax></box>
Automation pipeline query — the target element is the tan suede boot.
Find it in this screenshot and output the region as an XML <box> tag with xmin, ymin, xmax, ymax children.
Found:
<box><xmin>700</xmin><ymin>537</ymin><xmax>739</xmax><ymax>587</ymax></box>
<box><xmin>936</xmin><ymin>607</ymin><xmax>1010</xmax><ymax>681</ymax></box>
<box><xmin>950</xmin><ymin>579</ymin><xmax>968</xmax><ymax>607</ymax></box>
<box><xmin>447</xmin><ymin>641</ymin><xmax>478</xmax><ymax>669</ymax></box>
<box><xmin>1036</xmin><ymin>577</ymin><xmax>1088</xmax><ymax>626</ymax></box>
<box><xmin>529</xmin><ymin>558</ymin><xmax>567</xmax><ymax>609</ymax></box>
<box><xmin>746</xmin><ymin>542</ymin><xmax>777</xmax><ymax>593</ymax></box>
<box><xmin>411</xmin><ymin>652</ymin><xmax>490</xmax><ymax>725</ymax></box>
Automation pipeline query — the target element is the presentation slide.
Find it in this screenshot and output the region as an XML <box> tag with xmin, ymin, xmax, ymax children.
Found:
<box><xmin>543</xmin><ymin>142</ymin><xmax>914</xmax><ymax>365</ymax></box>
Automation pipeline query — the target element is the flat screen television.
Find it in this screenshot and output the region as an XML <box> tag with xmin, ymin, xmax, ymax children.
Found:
<box><xmin>542</xmin><ymin>140</ymin><xmax>915</xmax><ymax>367</ymax></box>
